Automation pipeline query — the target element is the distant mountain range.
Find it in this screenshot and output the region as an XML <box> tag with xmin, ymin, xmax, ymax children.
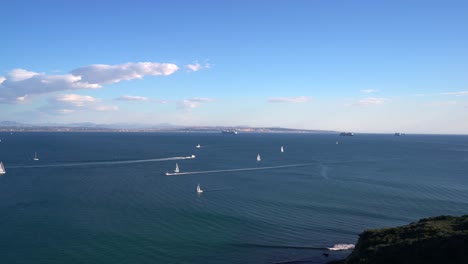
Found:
<box><xmin>0</xmin><ymin>121</ymin><xmax>336</xmax><ymax>133</ymax></box>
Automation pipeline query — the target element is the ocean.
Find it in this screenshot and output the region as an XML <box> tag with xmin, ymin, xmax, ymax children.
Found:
<box><xmin>0</xmin><ymin>132</ymin><xmax>467</xmax><ymax>263</ymax></box>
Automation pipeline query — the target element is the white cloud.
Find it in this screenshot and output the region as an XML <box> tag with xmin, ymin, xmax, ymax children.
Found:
<box><xmin>16</xmin><ymin>95</ymin><xmax>30</xmax><ymax>103</ymax></box>
<box><xmin>442</xmin><ymin>91</ymin><xmax>468</xmax><ymax>96</ymax></box>
<box><xmin>41</xmin><ymin>94</ymin><xmax>118</xmax><ymax>114</ymax></box>
<box><xmin>0</xmin><ymin>61</ymin><xmax>180</xmax><ymax>104</ymax></box>
<box><xmin>268</xmin><ymin>96</ymin><xmax>311</xmax><ymax>103</ymax></box>
<box><xmin>72</xmin><ymin>62</ymin><xmax>179</xmax><ymax>84</ymax></box>
<box><xmin>360</xmin><ymin>89</ymin><xmax>377</xmax><ymax>94</ymax></box>
<box><xmin>56</xmin><ymin>94</ymin><xmax>99</xmax><ymax>106</ymax></box>
<box><xmin>115</xmin><ymin>95</ymin><xmax>167</xmax><ymax>103</ymax></box>
<box><xmin>346</xmin><ymin>97</ymin><xmax>389</xmax><ymax>107</ymax></box>
<box><xmin>7</xmin><ymin>69</ymin><xmax>40</xmax><ymax>81</ymax></box>
<box><xmin>185</xmin><ymin>62</ymin><xmax>210</xmax><ymax>72</ymax></box>
<box><xmin>0</xmin><ymin>72</ymin><xmax>100</xmax><ymax>103</ymax></box>
<box><xmin>116</xmin><ymin>95</ymin><xmax>150</xmax><ymax>102</ymax></box>
<box><xmin>178</xmin><ymin>97</ymin><xmax>215</xmax><ymax>109</ymax></box>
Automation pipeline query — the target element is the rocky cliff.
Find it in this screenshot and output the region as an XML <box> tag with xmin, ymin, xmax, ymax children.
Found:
<box><xmin>331</xmin><ymin>215</ymin><xmax>468</xmax><ymax>264</ymax></box>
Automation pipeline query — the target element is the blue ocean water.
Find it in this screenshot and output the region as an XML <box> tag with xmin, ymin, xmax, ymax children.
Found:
<box><xmin>0</xmin><ymin>132</ymin><xmax>467</xmax><ymax>263</ymax></box>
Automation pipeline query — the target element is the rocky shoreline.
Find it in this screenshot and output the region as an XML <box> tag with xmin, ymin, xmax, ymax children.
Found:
<box><xmin>329</xmin><ymin>215</ymin><xmax>468</xmax><ymax>264</ymax></box>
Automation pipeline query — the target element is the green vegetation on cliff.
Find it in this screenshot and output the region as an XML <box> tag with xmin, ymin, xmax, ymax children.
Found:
<box><xmin>334</xmin><ymin>215</ymin><xmax>468</xmax><ymax>264</ymax></box>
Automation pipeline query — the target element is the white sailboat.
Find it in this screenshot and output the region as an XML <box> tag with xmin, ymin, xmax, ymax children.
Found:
<box><xmin>196</xmin><ymin>144</ymin><xmax>201</xmax><ymax>148</ymax></box>
<box><xmin>0</xmin><ymin>162</ymin><xmax>5</xmax><ymax>174</ymax></box>
<box><xmin>165</xmin><ymin>163</ymin><xmax>180</xmax><ymax>176</ymax></box>
<box><xmin>257</xmin><ymin>153</ymin><xmax>261</xmax><ymax>162</ymax></box>
<box><xmin>197</xmin><ymin>183</ymin><xmax>203</xmax><ymax>193</ymax></box>
<box><xmin>33</xmin><ymin>152</ymin><xmax>39</xmax><ymax>161</ymax></box>
<box><xmin>281</xmin><ymin>146</ymin><xmax>284</xmax><ymax>153</ymax></box>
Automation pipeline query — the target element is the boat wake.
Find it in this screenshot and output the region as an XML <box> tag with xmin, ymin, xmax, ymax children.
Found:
<box><xmin>7</xmin><ymin>155</ymin><xmax>195</xmax><ymax>169</ymax></box>
<box><xmin>327</xmin><ymin>244</ymin><xmax>355</xmax><ymax>251</ymax></box>
<box><xmin>202</xmin><ymin>187</ymin><xmax>235</xmax><ymax>192</ymax></box>
<box><xmin>232</xmin><ymin>242</ymin><xmax>354</xmax><ymax>251</ymax></box>
<box><xmin>165</xmin><ymin>163</ymin><xmax>316</xmax><ymax>176</ymax></box>
<box><xmin>232</xmin><ymin>243</ymin><xmax>327</xmax><ymax>250</ymax></box>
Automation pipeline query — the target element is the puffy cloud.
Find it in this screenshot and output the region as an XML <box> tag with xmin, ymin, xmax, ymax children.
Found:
<box><xmin>360</xmin><ymin>89</ymin><xmax>377</xmax><ymax>94</ymax></box>
<box><xmin>268</xmin><ymin>96</ymin><xmax>311</xmax><ymax>103</ymax></box>
<box><xmin>442</xmin><ymin>91</ymin><xmax>468</xmax><ymax>96</ymax></box>
<box><xmin>7</xmin><ymin>69</ymin><xmax>40</xmax><ymax>81</ymax></box>
<box><xmin>0</xmin><ymin>72</ymin><xmax>99</xmax><ymax>103</ymax></box>
<box><xmin>0</xmin><ymin>61</ymin><xmax>179</xmax><ymax>104</ymax></box>
<box><xmin>71</xmin><ymin>62</ymin><xmax>179</xmax><ymax>84</ymax></box>
<box><xmin>40</xmin><ymin>94</ymin><xmax>118</xmax><ymax>114</ymax></box>
<box><xmin>185</xmin><ymin>62</ymin><xmax>210</xmax><ymax>72</ymax></box>
<box><xmin>178</xmin><ymin>97</ymin><xmax>215</xmax><ymax>109</ymax></box>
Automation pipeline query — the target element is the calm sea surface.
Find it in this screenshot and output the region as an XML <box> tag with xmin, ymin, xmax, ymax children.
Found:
<box><xmin>0</xmin><ymin>132</ymin><xmax>467</xmax><ymax>263</ymax></box>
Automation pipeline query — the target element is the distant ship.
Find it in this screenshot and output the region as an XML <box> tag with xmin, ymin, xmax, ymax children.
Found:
<box><xmin>0</xmin><ymin>162</ymin><xmax>5</xmax><ymax>174</ymax></box>
<box><xmin>196</xmin><ymin>144</ymin><xmax>201</xmax><ymax>148</ymax></box>
<box><xmin>394</xmin><ymin>133</ymin><xmax>405</xmax><ymax>136</ymax></box>
<box><xmin>197</xmin><ymin>184</ymin><xmax>203</xmax><ymax>193</ymax></box>
<box><xmin>281</xmin><ymin>146</ymin><xmax>284</xmax><ymax>153</ymax></box>
<box><xmin>257</xmin><ymin>153</ymin><xmax>261</xmax><ymax>162</ymax></box>
<box><xmin>339</xmin><ymin>132</ymin><xmax>354</xmax><ymax>136</ymax></box>
<box><xmin>33</xmin><ymin>152</ymin><xmax>39</xmax><ymax>161</ymax></box>
<box><xmin>222</xmin><ymin>130</ymin><xmax>238</xmax><ymax>135</ymax></box>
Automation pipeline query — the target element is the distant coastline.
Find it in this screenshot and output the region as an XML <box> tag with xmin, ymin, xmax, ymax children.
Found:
<box><xmin>0</xmin><ymin>121</ymin><xmax>335</xmax><ymax>133</ymax></box>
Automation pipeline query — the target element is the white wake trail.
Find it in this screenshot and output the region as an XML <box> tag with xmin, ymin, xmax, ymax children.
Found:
<box><xmin>7</xmin><ymin>156</ymin><xmax>195</xmax><ymax>169</ymax></box>
<box><xmin>166</xmin><ymin>162</ymin><xmax>316</xmax><ymax>176</ymax></box>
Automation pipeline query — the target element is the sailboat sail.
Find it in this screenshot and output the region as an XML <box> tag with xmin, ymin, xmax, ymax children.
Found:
<box><xmin>197</xmin><ymin>184</ymin><xmax>203</xmax><ymax>193</ymax></box>
<box><xmin>0</xmin><ymin>162</ymin><xmax>5</xmax><ymax>174</ymax></box>
<box><xmin>33</xmin><ymin>152</ymin><xmax>39</xmax><ymax>161</ymax></box>
<box><xmin>174</xmin><ymin>163</ymin><xmax>180</xmax><ymax>173</ymax></box>
<box><xmin>257</xmin><ymin>153</ymin><xmax>261</xmax><ymax>162</ymax></box>
<box><xmin>281</xmin><ymin>146</ymin><xmax>284</xmax><ymax>153</ymax></box>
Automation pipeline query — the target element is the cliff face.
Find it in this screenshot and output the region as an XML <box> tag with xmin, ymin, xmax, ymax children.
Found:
<box><xmin>341</xmin><ymin>215</ymin><xmax>468</xmax><ymax>264</ymax></box>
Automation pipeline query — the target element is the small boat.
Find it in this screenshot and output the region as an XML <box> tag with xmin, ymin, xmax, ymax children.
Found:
<box><xmin>280</xmin><ymin>146</ymin><xmax>284</xmax><ymax>153</ymax></box>
<box><xmin>0</xmin><ymin>162</ymin><xmax>5</xmax><ymax>174</ymax></box>
<box><xmin>222</xmin><ymin>130</ymin><xmax>238</xmax><ymax>135</ymax></box>
<box><xmin>196</xmin><ymin>144</ymin><xmax>201</xmax><ymax>148</ymax></box>
<box><xmin>165</xmin><ymin>163</ymin><xmax>180</xmax><ymax>176</ymax></box>
<box><xmin>257</xmin><ymin>153</ymin><xmax>261</xmax><ymax>162</ymax></box>
<box><xmin>197</xmin><ymin>184</ymin><xmax>203</xmax><ymax>193</ymax></box>
<box><xmin>33</xmin><ymin>152</ymin><xmax>39</xmax><ymax>161</ymax></box>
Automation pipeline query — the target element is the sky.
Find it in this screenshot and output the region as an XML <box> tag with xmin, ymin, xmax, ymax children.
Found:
<box><xmin>1</xmin><ymin>0</ymin><xmax>467</xmax><ymax>134</ymax></box>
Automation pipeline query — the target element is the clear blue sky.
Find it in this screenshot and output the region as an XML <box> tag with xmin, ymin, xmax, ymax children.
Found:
<box><xmin>1</xmin><ymin>0</ymin><xmax>467</xmax><ymax>133</ymax></box>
